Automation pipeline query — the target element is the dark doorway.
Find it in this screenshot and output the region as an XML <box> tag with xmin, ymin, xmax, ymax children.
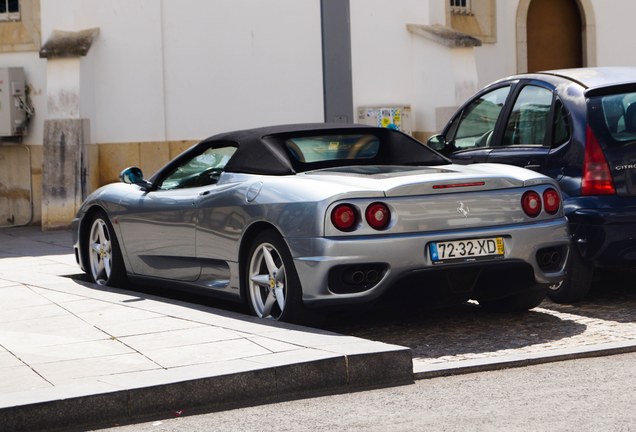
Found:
<box><xmin>527</xmin><ymin>0</ymin><xmax>583</xmax><ymax>72</ymax></box>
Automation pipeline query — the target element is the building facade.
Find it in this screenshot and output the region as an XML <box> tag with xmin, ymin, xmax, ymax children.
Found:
<box><xmin>0</xmin><ymin>0</ymin><xmax>633</xmax><ymax>228</ymax></box>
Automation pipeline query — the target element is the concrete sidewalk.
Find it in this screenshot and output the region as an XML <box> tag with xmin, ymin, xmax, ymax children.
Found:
<box><xmin>0</xmin><ymin>227</ymin><xmax>412</xmax><ymax>432</ymax></box>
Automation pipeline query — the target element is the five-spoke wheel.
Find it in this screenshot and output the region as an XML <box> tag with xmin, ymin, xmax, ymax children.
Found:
<box><xmin>86</xmin><ymin>210</ymin><xmax>126</xmax><ymax>286</ymax></box>
<box><xmin>246</xmin><ymin>230</ymin><xmax>303</xmax><ymax>322</ymax></box>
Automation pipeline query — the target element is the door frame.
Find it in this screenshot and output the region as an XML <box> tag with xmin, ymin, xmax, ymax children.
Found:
<box><xmin>515</xmin><ymin>0</ymin><xmax>596</xmax><ymax>73</ymax></box>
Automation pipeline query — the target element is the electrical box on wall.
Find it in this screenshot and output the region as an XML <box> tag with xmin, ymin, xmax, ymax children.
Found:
<box><xmin>357</xmin><ymin>105</ymin><xmax>412</xmax><ymax>136</ymax></box>
<box><xmin>0</xmin><ymin>67</ymin><xmax>30</xmax><ymax>137</ymax></box>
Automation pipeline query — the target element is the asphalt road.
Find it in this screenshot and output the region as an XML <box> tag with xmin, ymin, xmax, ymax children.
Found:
<box><xmin>95</xmin><ymin>351</ymin><xmax>636</xmax><ymax>432</ymax></box>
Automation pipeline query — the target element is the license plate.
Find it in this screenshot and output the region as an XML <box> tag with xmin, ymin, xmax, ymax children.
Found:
<box><xmin>429</xmin><ymin>237</ymin><xmax>504</xmax><ymax>263</ymax></box>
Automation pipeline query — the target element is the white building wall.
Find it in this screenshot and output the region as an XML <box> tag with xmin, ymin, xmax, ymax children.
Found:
<box><xmin>411</xmin><ymin>36</ymin><xmax>457</xmax><ymax>132</ymax></box>
<box><xmin>12</xmin><ymin>0</ymin><xmax>636</xmax><ymax>146</ymax></box>
<box><xmin>474</xmin><ymin>0</ymin><xmax>520</xmax><ymax>89</ymax></box>
<box><xmin>592</xmin><ymin>0</ymin><xmax>636</xmax><ymax>67</ymax></box>
<box><xmin>161</xmin><ymin>0</ymin><xmax>323</xmax><ymax>140</ymax></box>
<box><xmin>38</xmin><ymin>0</ymin><xmax>324</xmax><ymax>145</ymax></box>
<box><xmin>349</xmin><ymin>0</ymin><xmax>428</xmax><ymax>110</ymax></box>
<box><xmin>350</xmin><ymin>0</ymin><xmax>435</xmax><ymax>129</ymax></box>
<box><xmin>46</xmin><ymin>58</ymin><xmax>81</xmax><ymax>119</ymax></box>
<box><xmin>40</xmin><ymin>0</ymin><xmax>166</xmax><ymax>143</ymax></box>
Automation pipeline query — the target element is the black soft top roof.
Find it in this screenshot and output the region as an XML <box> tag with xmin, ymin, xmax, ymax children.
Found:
<box><xmin>197</xmin><ymin>123</ymin><xmax>446</xmax><ymax>175</ymax></box>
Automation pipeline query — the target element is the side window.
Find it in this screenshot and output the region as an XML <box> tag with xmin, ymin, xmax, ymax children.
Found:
<box><xmin>552</xmin><ymin>99</ymin><xmax>571</xmax><ymax>146</ymax></box>
<box><xmin>502</xmin><ymin>85</ymin><xmax>553</xmax><ymax>146</ymax></box>
<box><xmin>452</xmin><ymin>86</ymin><xmax>511</xmax><ymax>150</ymax></box>
<box><xmin>158</xmin><ymin>146</ymin><xmax>237</xmax><ymax>190</ymax></box>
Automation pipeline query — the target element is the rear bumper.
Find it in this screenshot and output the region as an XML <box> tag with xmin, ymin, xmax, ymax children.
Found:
<box><xmin>288</xmin><ymin>218</ymin><xmax>570</xmax><ymax>307</ymax></box>
<box><xmin>568</xmin><ymin>206</ymin><xmax>636</xmax><ymax>267</ymax></box>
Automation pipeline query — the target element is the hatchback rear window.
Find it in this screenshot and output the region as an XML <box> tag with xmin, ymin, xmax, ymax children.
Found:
<box><xmin>597</xmin><ymin>92</ymin><xmax>636</xmax><ymax>141</ymax></box>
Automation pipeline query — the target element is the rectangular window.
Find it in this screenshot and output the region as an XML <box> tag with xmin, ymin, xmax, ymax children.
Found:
<box><xmin>502</xmin><ymin>85</ymin><xmax>553</xmax><ymax>147</ymax></box>
<box><xmin>286</xmin><ymin>134</ymin><xmax>380</xmax><ymax>163</ymax></box>
<box><xmin>450</xmin><ymin>0</ymin><xmax>472</xmax><ymax>14</ymax></box>
<box><xmin>0</xmin><ymin>0</ymin><xmax>20</xmax><ymax>21</ymax></box>
<box><xmin>595</xmin><ymin>92</ymin><xmax>636</xmax><ymax>142</ymax></box>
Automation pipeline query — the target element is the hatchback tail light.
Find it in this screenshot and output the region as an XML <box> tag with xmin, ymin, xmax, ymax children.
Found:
<box><xmin>331</xmin><ymin>204</ymin><xmax>358</xmax><ymax>231</ymax></box>
<box><xmin>521</xmin><ymin>190</ymin><xmax>542</xmax><ymax>217</ymax></box>
<box><xmin>365</xmin><ymin>202</ymin><xmax>391</xmax><ymax>230</ymax></box>
<box><xmin>543</xmin><ymin>188</ymin><xmax>561</xmax><ymax>214</ymax></box>
<box><xmin>582</xmin><ymin>125</ymin><xmax>616</xmax><ymax>195</ymax></box>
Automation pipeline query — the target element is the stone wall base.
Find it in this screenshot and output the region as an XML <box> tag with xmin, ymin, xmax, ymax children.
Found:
<box><xmin>41</xmin><ymin>119</ymin><xmax>92</xmax><ymax>230</ymax></box>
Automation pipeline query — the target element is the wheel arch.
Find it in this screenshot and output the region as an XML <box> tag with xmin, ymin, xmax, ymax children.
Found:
<box><xmin>78</xmin><ymin>205</ymin><xmax>130</xmax><ymax>275</ymax></box>
<box><xmin>77</xmin><ymin>205</ymin><xmax>107</xmax><ymax>271</ymax></box>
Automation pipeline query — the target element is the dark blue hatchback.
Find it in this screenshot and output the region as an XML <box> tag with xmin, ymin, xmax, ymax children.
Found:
<box><xmin>428</xmin><ymin>67</ymin><xmax>636</xmax><ymax>303</ymax></box>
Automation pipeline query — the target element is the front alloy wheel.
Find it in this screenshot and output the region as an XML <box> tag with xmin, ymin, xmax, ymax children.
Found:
<box><xmin>87</xmin><ymin>211</ymin><xmax>126</xmax><ymax>286</ymax></box>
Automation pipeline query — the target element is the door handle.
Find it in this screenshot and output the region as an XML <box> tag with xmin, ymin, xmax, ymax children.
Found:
<box><xmin>524</xmin><ymin>164</ymin><xmax>541</xmax><ymax>169</ymax></box>
<box><xmin>198</xmin><ymin>190</ymin><xmax>211</xmax><ymax>197</ymax></box>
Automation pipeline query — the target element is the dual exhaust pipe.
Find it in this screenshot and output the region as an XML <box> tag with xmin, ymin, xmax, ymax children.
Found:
<box><xmin>537</xmin><ymin>246</ymin><xmax>565</xmax><ymax>271</ymax></box>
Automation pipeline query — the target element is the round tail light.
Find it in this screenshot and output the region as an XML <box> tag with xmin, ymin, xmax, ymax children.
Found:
<box><xmin>365</xmin><ymin>202</ymin><xmax>391</xmax><ymax>230</ymax></box>
<box><xmin>543</xmin><ymin>188</ymin><xmax>561</xmax><ymax>214</ymax></box>
<box><xmin>521</xmin><ymin>190</ymin><xmax>542</xmax><ymax>217</ymax></box>
<box><xmin>331</xmin><ymin>204</ymin><xmax>358</xmax><ymax>231</ymax></box>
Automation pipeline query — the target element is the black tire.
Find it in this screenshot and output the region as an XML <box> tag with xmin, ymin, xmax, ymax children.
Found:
<box><xmin>547</xmin><ymin>245</ymin><xmax>593</xmax><ymax>303</ymax></box>
<box><xmin>478</xmin><ymin>283</ymin><xmax>548</xmax><ymax>312</ymax></box>
<box><xmin>245</xmin><ymin>230</ymin><xmax>305</xmax><ymax>322</ymax></box>
<box><xmin>85</xmin><ymin>210</ymin><xmax>127</xmax><ymax>287</ymax></box>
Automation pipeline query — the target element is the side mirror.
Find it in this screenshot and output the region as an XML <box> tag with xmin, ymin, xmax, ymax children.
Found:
<box><xmin>427</xmin><ymin>134</ymin><xmax>448</xmax><ymax>152</ymax></box>
<box><xmin>120</xmin><ymin>167</ymin><xmax>152</xmax><ymax>189</ymax></box>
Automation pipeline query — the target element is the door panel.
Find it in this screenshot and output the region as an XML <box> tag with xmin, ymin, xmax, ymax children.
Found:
<box><xmin>487</xmin><ymin>146</ymin><xmax>550</xmax><ymax>174</ymax></box>
<box><xmin>450</xmin><ymin>148</ymin><xmax>493</xmax><ymax>164</ymax></box>
<box><xmin>487</xmin><ymin>84</ymin><xmax>555</xmax><ymax>175</ymax></box>
<box><xmin>195</xmin><ymin>182</ymin><xmax>245</xmax><ymax>288</ymax></box>
<box><xmin>116</xmin><ymin>188</ymin><xmax>200</xmax><ymax>281</ymax></box>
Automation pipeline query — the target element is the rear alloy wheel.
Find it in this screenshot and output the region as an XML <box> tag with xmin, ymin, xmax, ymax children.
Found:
<box><xmin>246</xmin><ymin>230</ymin><xmax>303</xmax><ymax>322</ymax></box>
<box><xmin>86</xmin><ymin>210</ymin><xmax>127</xmax><ymax>286</ymax></box>
<box><xmin>547</xmin><ymin>245</ymin><xmax>593</xmax><ymax>303</ymax></box>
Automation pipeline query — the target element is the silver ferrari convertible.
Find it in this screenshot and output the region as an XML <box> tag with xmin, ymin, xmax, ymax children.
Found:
<box><xmin>72</xmin><ymin>124</ymin><xmax>570</xmax><ymax>322</ymax></box>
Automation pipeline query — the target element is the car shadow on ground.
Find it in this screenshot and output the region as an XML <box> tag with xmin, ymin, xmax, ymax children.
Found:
<box><xmin>316</xmin><ymin>298</ymin><xmax>588</xmax><ymax>359</ymax></box>
<box><xmin>67</xmin><ymin>272</ymin><xmax>252</xmax><ymax>318</ymax></box>
<box><xmin>68</xmin><ymin>272</ymin><xmax>630</xmax><ymax>359</ymax></box>
<box><xmin>539</xmin><ymin>270</ymin><xmax>636</xmax><ymax>324</ymax></box>
<box><xmin>66</xmin><ymin>273</ymin><xmax>371</xmax><ymax>338</ymax></box>
<box><xmin>69</xmin><ymin>273</ymin><xmax>583</xmax><ymax>358</ymax></box>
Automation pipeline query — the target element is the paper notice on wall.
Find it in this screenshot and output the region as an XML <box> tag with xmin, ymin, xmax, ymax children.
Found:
<box><xmin>357</xmin><ymin>106</ymin><xmax>411</xmax><ymax>135</ymax></box>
